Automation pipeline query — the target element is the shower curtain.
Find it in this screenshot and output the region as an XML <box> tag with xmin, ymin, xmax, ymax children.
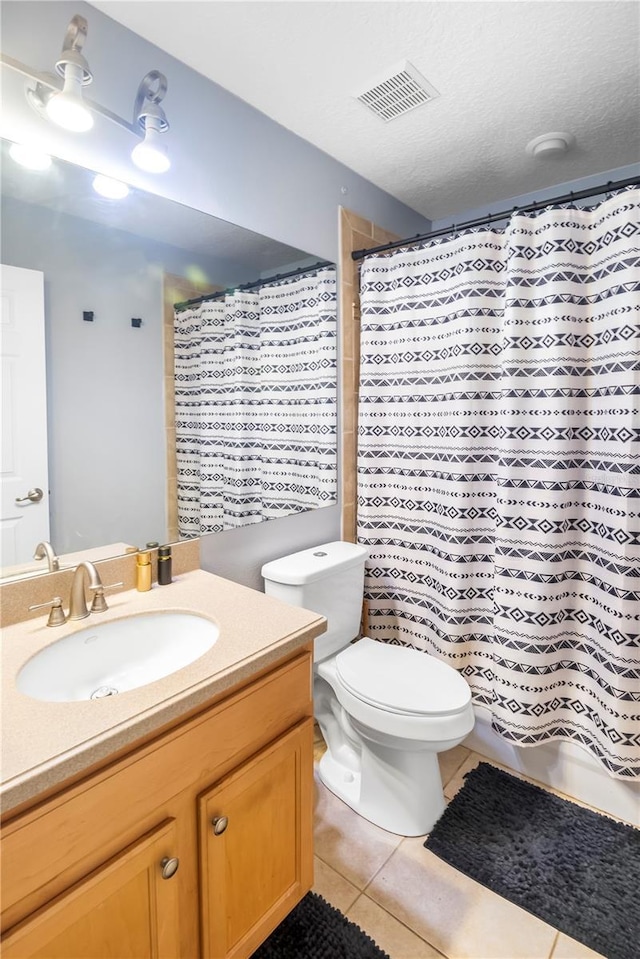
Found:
<box><xmin>357</xmin><ymin>188</ymin><xmax>640</xmax><ymax>779</ymax></box>
<box><xmin>174</xmin><ymin>266</ymin><xmax>336</xmax><ymax>535</ymax></box>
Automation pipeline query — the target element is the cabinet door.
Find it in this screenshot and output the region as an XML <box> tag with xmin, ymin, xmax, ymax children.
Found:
<box><xmin>199</xmin><ymin>719</ymin><xmax>314</xmax><ymax>959</ymax></box>
<box><xmin>1</xmin><ymin>820</ymin><xmax>181</xmax><ymax>959</ymax></box>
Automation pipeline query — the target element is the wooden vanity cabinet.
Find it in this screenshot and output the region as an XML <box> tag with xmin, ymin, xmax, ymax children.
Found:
<box><xmin>200</xmin><ymin>723</ymin><xmax>313</xmax><ymax>959</ymax></box>
<box><xmin>1</xmin><ymin>645</ymin><xmax>314</xmax><ymax>959</ymax></box>
<box><xmin>1</xmin><ymin>819</ymin><xmax>182</xmax><ymax>959</ymax></box>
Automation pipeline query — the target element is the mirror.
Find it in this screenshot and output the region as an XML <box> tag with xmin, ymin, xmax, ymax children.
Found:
<box><xmin>0</xmin><ymin>140</ymin><xmax>337</xmax><ymax>581</ymax></box>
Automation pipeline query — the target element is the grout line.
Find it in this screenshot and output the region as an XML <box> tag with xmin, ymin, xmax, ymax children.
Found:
<box><xmin>360</xmin><ymin>836</ymin><xmax>411</xmax><ymax>895</ymax></box>
<box><xmin>440</xmin><ymin>749</ymin><xmax>472</xmax><ymax>789</ymax></box>
<box><xmin>313</xmin><ymin>838</ymin><xmax>401</xmax><ymax>893</ymax></box>
<box><xmin>346</xmin><ymin>890</ymin><xmax>364</xmax><ymax>914</ymax></box>
<box><xmin>347</xmin><ymin>893</ymin><xmax>449</xmax><ymax>959</ymax></box>
<box><xmin>548</xmin><ymin>929</ymin><xmax>560</xmax><ymax>958</ymax></box>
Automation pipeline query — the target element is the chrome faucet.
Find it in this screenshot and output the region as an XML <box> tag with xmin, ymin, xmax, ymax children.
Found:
<box><xmin>33</xmin><ymin>541</ymin><xmax>59</xmax><ymax>572</ymax></box>
<box><xmin>68</xmin><ymin>561</ymin><xmax>103</xmax><ymax>621</ymax></box>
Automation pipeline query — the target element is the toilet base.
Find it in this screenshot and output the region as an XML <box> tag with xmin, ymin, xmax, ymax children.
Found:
<box><xmin>317</xmin><ymin>737</ymin><xmax>446</xmax><ymax>837</ymax></box>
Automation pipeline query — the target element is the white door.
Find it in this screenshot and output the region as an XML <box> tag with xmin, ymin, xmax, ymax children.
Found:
<box><xmin>0</xmin><ymin>264</ymin><xmax>50</xmax><ymax>566</ymax></box>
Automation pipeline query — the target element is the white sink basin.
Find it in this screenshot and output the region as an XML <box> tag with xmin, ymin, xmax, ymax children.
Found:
<box><xmin>17</xmin><ymin>612</ymin><xmax>219</xmax><ymax>702</ymax></box>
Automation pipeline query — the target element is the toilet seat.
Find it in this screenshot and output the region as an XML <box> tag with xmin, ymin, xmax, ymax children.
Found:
<box><xmin>335</xmin><ymin>637</ymin><xmax>471</xmax><ymax>717</ymax></box>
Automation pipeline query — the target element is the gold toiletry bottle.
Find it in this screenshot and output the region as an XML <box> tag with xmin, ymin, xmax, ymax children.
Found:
<box><xmin>136</xmin><ymin>549</ymin><xmax>152</xmax><ymax>592</ymax></box>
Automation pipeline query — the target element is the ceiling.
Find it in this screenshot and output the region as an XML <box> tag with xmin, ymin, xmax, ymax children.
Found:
<box><xmin>89</xmin><ymin>1</ymin><xmax>640</xmax><ymax>221</ymax></box>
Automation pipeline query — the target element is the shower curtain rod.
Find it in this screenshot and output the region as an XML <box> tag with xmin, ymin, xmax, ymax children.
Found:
<box><xmin>174</xmin><ymin>258</ymin><xmax>333</xmax><ymax>311</ymax></box>
<box><xmin>351</xmin><ymin>173</ymin><xmax>640</xmax><ymax>261</ymax></box>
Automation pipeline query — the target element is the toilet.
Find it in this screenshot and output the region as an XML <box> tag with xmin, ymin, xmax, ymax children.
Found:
<box><xmin>261</xmin><ymin>541</ymin><xmax>474</xmax><ymax>836</ymax></box>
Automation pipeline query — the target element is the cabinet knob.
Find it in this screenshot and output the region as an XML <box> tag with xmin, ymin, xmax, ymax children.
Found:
<box><xmin>211</xmin><ymin>815</ymin><xmax>229</xmax><ymax>835</ymax></box>
<box><xmin>160</xmin><ymin>856</ymin><xmax>179</xmax><ymax>879</ymax></box>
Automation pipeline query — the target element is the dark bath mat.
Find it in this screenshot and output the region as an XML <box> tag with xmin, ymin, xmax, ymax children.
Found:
<box><xmin>425</xmin><ymin>762</ymin><xmax>640</xmax><ymax>959</ymax></box>
<box><xmin>251</xmin><ymin>892</ymin><xmax>390</xmax><ymax>959</ymax></box>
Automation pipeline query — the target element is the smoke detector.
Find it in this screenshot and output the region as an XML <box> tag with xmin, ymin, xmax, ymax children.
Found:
<box><xmin>353</xmin><ymin>60</ymin><xmax>439</xmax><ymax>122</ymax></box>
<box><xmin>526</xmin><ymin>132</ymin><xmax>576</xmax><ymax>159</ymax></box>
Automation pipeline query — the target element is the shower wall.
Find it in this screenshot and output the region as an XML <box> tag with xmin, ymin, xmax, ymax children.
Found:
<box><xmin>466</xmin><ymin>706</ymin><xmax>639</xmax><ymax>823</ymax></box>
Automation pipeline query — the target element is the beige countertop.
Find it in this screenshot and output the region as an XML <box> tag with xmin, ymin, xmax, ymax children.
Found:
<box><xmin>0</xmin><ymin>569</ymin><xmax>325</xmax><ymax>815</ymax></box>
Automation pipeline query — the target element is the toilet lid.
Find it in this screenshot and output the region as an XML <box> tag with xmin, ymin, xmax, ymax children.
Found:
<box><xmin>335</xmin><ymin>638</ymin><xmax>471</xmax><ymax>716</ymax></box>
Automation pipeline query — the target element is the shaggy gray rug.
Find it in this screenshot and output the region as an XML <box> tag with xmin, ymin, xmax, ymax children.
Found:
<box><xmin>251</xmin><ymin>893</ymin><xmax>390</xmax><ymax>959</ymax></box>
<box><xmin>425</xmin><ymin>762</ymin><xmax>639</xmax><ymax>959</ymax></box>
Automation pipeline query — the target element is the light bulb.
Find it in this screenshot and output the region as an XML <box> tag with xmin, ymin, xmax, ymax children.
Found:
<box><xmin>92</xmin><ymin>174</ymin><xmax>129</xmax><ymax>199</ymax></box>
<box><xmin>9</xmin><ymin>142</ymin><xmax>52</xmax><ymax>171</ymax></box>
<box><xmin>131</xmin><ymin>117</ymin><xmax>170</xmax><ymax>173</ymax></box>
<box><xmin>46</xmin><ymin>62</ymin><xmax>93</xmax><ymax>132</ymax></box>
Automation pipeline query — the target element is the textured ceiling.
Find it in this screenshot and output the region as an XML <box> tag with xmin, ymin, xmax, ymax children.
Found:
<box><xmin>90</xmin><ymin>1</ymin><xmax>640</xmax><ymax>220</ymax></box>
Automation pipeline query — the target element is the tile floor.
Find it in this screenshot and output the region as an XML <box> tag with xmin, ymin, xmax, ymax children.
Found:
<box><xmin>311</xmin><ymin>728</ymin><xmax>610</xmax><ymax>959</ymax></box>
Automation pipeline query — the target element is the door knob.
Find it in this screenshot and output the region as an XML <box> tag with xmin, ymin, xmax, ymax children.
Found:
<box><xmin>15</xmin><ymin>487</ymin><xmax>44</xmax><ymax>504</ymax></box>
<box><xmin>211</xmin><ymin>816</ymin><xmax>228</xmax><ymax>835</ymax></box>
<box><xmin>160</xmin><ymin>856</ymin><xmax>179</xmax><ymax>879</ymax></box>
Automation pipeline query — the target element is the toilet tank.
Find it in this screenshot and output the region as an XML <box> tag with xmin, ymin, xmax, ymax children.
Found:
<box><xmin>261</xmin><ymin>541</ymin><xmax>368</xmax><ymax>662</ymax></box>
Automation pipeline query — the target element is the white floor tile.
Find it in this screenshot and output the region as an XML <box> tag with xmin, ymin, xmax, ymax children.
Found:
<box><xmin>312</xmin><ymin>856</ymin><xmax>360</xmax><ymax>914</ymax></box>
<box><xmin>365</xmin><ymin>841</ymin><xmax>557</xmax><ymax>959</ymax></box>
<box><xmin>550</xmin><ymin>933</ymin><xmax>607</xmax><ymax>959</ymax></box>
<box><xmin>347</xmin><ymin>894</ymin><xmax>446</xmax><ymax>959</ymax></box>
<box><xmin>313</xmin><ymin>772</ymin><xmax>402</xmax><ymax>889</ymax></box>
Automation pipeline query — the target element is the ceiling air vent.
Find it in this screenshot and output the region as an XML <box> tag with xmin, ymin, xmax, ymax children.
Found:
<box><xmin>354</xmin><ymin>60</ymin><xmax>439</xmax><ymax>122</ymax></box>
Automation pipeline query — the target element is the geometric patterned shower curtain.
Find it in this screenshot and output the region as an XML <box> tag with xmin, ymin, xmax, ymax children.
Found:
<box><xmin>257</xmin><ymin>267</ymin><xmax>338</xmax><ymax>520</ymax></box>
<box><xmin>174</xmin><ymin>266</ymin><xmax>336</xmax><ymax>536</ymax></box>
<box><xmin>357</xmin><ymin>189</ymin><xmax>640</xmax><ymax>779</ymax></box>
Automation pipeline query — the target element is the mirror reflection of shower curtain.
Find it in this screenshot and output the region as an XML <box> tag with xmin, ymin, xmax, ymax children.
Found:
<box><xmin>357</xmin><ymin>188</ymin><xmax>640</xmax><ymax>781</ymax></box>
<box><xmin>258</xmin><ymin>268</ymin><xmax>337</xmax><ymax>519</ymax></box>
<box><xmin>174</xmin><ymin>267</ymin><xmax>336</xmax><ymax>536</ymax></box>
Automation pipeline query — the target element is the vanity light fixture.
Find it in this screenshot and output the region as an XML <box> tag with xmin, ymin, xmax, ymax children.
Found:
<box><xmin>8</xmin><ymin>142</ymin><xmax>52</xmax><ymax>171</ymax></box>
<box><xmin>92</xmin><ymin>174</ymin><xmax>129</xmax><ymax>199</ymax></box>
<box><xmin>2</xmin><ymin>14</ymin><xmax>171</xmax><ymax>173</ymax></box>
<box><xmin>130</xmin><ymin>71</ymin><xmax>171</xmax><ymax>173</ymax></box>
<box><xmin>45</xmin><ymin>15</ymin><xmax>94</xmax><ymax>133</ymax></box>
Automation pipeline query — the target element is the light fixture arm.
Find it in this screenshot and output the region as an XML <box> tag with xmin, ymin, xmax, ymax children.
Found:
<box><xmin>133</xmin><ymin>71</ymin><xmax>169</xmax><ymax>132</ymax></box>
<box><xmin>1</xmin><ymin>13</ymin><xmax>171</xmax><ymax>173</ymax></box>
<box><xmin>1</xmin><ymin>54</ymin><xmax>60</xmax><ymax>94</ymax></box>
<box><xmin>1</xmin><ymin>55</ymin><xmax>171</xmax><ymax>137</ymax></box>
<box><xmin>1</xmin><ymin>52</ymin><xmax>138</xmax><ymax>134</ymax></box>
<box><xmin>55</xmin><ymin>14</ymin><xmax>92</xmax><ymax>84</ymax></box>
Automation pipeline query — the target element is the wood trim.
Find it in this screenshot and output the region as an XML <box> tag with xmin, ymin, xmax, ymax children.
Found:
<box><xmin>338</xmin><ymin>209</ymin><xmax>400</xmax><ymax>543</ymax></box>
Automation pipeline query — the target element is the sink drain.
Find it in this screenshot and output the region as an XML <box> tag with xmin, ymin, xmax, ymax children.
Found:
<box><xmin>90</xmin><ymin>685</ymin><xmax>119</xmax><ymax>699</ymax></box>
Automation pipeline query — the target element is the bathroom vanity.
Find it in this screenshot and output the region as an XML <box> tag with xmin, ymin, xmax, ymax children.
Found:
<box><xmin>0</xmin><ymin>570</ymin><xmax>326</xmax><ymax>958</ymax></box>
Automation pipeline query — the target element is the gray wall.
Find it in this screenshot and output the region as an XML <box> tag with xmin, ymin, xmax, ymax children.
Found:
<box><xmin>0</xmin><ymin>1</ymin><xmax>432</xmax><ymax>587</ymax></box>
<box><xmin>0</xmin><ymin>2</ymin><xmax>431</xmax><ymax>259</ymax></box>
<box><xmin>429</xmin><ymin>163</ymin><xmax>640</xmax><ymax>231</ymax></box>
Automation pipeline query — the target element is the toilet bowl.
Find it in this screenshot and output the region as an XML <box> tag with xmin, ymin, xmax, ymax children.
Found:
<box><xmin>261</xmin><ymin>542</ymin><xmax>474</xmax><ymax>836</ymax></box>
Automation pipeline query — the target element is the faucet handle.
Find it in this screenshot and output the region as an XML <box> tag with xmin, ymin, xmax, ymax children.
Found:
<box><xmin>28</xmin><ymin>596</ymin><xmax>67</xmax><ymax>627</ymax></box>
<box><xmin>89</xmin><ymin>581</ymin><xmax>123</xmax><ymax>613</ymax></box>
<box><xmin>33</xmin><ymin>541</ymin><xmax>60</xmax><ymax>572</ymax></box>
